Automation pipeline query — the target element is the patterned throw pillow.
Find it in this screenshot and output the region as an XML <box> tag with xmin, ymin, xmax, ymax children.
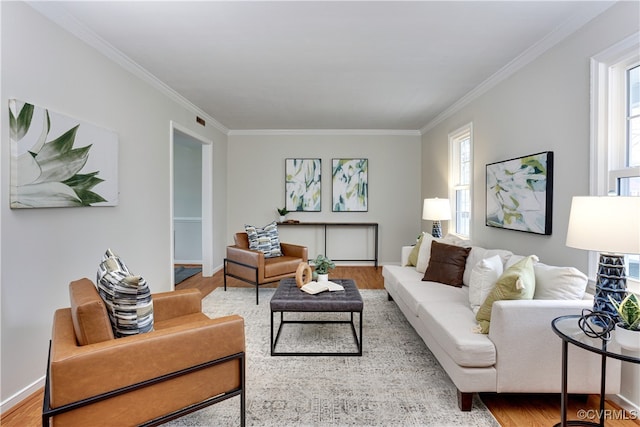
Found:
<box><xmin>244</xmin><ymin>221</ymin><xmax>283</xmax><ymax>258</ymax></box>
<box><xmin>96</xmin><ymin>249</ymin><xmax>154</xmax><ymax>337</ymax></box>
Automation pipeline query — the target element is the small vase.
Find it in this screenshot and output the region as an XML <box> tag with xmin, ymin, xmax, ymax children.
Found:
<box><xmin>614</xmin><ymin>323</ymin><xmax>640</xmax><ymax>351</ymax></box>
<box><xmin>317</xmin><ymin>274</ymin><xmax>329</xmax><ymax>282</ymax></box>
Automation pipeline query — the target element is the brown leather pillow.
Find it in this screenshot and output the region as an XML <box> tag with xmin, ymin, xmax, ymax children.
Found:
<box><xmin>422</xmin><ymin>241</ymin><xmax>471</xmax><ymax>287</ymax></box>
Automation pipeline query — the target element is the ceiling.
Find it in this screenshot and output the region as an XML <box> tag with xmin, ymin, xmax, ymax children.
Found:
<box><xmin>33</xmin><ymin>1</ymin><xmax>614</xmax><ymax>132</ymax></box>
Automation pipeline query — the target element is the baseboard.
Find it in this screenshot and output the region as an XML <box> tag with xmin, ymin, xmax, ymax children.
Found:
<box><xmin>608</xmin><ymin>393</ymin><xmax>640</xmax><ymax>416</ymax></box>
<box><xmin>1</xmin><ymin>376</ymin><xmax>45</xmax><ymax>414</ymax></box>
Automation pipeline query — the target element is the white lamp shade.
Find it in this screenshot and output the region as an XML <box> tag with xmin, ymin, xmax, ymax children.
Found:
<box><xmin>566</xmin><ymin>196</ymin><xmax>640</xmax><ymax>254</ymax></box>
<box><xmin>422</xmin><ymin>198</ymin><xmax>452</xmax><ymax>221</ymax></box>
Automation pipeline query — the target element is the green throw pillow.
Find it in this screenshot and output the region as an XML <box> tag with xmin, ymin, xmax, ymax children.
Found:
<box><xmin>407</xmin><ymin>233</ymin><xmax>426</xmax><ymax>266</ymax></box>
<box><xmin>475</xmin><ymin>255</ymin><xmax>537</xmax><ymax>334</ymax></box>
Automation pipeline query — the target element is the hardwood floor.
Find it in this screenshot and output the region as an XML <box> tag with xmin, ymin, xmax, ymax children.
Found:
<box><xmin>4</xmin><ymin>266</ymin><xmax>637</xmax><ymax>427</ymax></box>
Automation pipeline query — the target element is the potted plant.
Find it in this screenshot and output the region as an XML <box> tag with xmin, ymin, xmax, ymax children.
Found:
<box><xmin>311</xmin><ymin>254</ymin><xmax>335</xmax><ymax>281</ymax></box>
<box><xmin>609</xmin><ymin>293</ymin><xmax>640</xmax><ymax>351</ymax></box>
<box><xmin>277</xmin><ymin>207</ymin><xmax>289</xmax><ymax>222</ymax></box>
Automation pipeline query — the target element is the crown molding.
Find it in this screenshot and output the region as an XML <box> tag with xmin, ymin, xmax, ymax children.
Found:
<box><xmin>27</xmin><ymin>1</ymin><xmax>230</xmax><ymax>135</ymax></box>
<box><xmin>420</xmin><ymin>1</ymin><xmax>616</xmax><ymax>135</ymax></box>
<box><xmin>228</xmin><ymin>129</ymin><xmax>421</xmax><ymax>136</ymax></box>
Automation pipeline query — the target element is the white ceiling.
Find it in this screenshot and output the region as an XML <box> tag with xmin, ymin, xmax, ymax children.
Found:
<box><xmin>33</xmin><ymin>1</ymin><xmax>614</xmax><ymax>133</ymax></box>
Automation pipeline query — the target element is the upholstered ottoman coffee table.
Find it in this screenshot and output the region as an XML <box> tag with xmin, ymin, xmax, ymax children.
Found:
<box><xmin>270</xmin><ymin>277</ymin><xmax>363</xmax><ymax>356</ymax></box>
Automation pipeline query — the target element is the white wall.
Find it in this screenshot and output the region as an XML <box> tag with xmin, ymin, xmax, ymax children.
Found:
<box><xmin>421</xmin><ymin>1</ymin><xmax>640</xmax><ymax>408</ymax></box>
<box><xmin>0</xmin><ymin>2</ymin><xmax>228</xmax><ymax>408</ymax></box>
<box><xmin>227</xmin><ymin>133</ymin><xmax>421</xmax><ymax>264</ymax></box>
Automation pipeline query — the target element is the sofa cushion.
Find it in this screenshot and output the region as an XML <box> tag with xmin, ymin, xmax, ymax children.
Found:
<box><xmin>417</xmin><ymin>302</ymin><xmax>496</xmax><ymax>367</ymax></box>
<box><xmin>69</xmin><ymin>279</ymin><xmax>114</xmax><ymax>345</ymax></box>
<box><xmin>475</xmin><ymin>255</ymin><xmax>537</xmax><ymax>334</ymax></box>
<box><xmin>245</xmin><ymin>221</ymin><xmax>282</xmax><ymax>258</ymax></box>
<box><xmin>396</xmin><ymin>279</ymin><xmax>469</xmax><ymax>317</ymax></box>
<box><xmin>423</xmin><ymin>241</ymin><xmax>471</xmax><ymax>287</ymax></box>
<box><xmin>96</xmin><ymin>249</ymin><xmax>154</xmax><ymax>338</ymax></box>
<box><xmin>533</xmin><ymin>263</ymin><xmax>588</xmax><ymax>300</ymax></box>
<box><xmin>468</xmin><ymin>255</ymin><xmax>504</xmax><ymax>314</ymax></box>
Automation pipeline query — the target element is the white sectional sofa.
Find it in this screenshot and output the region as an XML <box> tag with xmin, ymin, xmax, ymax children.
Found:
<box><xmin>382</xmin><ymin>234</ymin><xmax>621</xmax><ymax>411</ymax></box>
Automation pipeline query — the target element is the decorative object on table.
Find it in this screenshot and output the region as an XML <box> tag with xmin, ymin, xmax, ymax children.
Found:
<box><xmin>609</xmin><ymin>293</ymin><xmax>640</xmax><ymax>351</ymax></box>
<box><xmin>422</xmin><ymin>198</ymin><xmax>451</xmax><ymax>238</ymax></box>
<box><xmin>311</xmin><ymin>254</ymin><xmax>335</xmax><ymax>281</ymax></box>
<box><xmin>295</xmin><ymin>262</ymin><xmax>312</xmax><ymax>288</ymax></box>
<box><xmin>9</xmin><ymin>99</ymin><xmax>118</xmax><ymax>208</ymax></box>
<box><xmin>285</xmin><ymin>158</ymin><xmax>321</xmax><ymax>212</ymax></box>
<box><xmin>332</xmin><ymin>158</ymin><xmax>368</xmax><ymax>212</ymax></box>
<box><xmin>486</xmin><ymin>151</ymin><xmax>553</xmax><ymax>235</ymax></box>
<box><xmin>577</xmin><ymin>308</ymin><xmax>615</xmax><ymax>341</ymax></box>
<box><xmin>566</xmin><ymin>196</ymin><xmax>640</xmax><ymax>326</ymax></box>
<box><xmin>277</xmin><ymin>206</ymin><xmax>289</xmax><ymax>222</ymax></box>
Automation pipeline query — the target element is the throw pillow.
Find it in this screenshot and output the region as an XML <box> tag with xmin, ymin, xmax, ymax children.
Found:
<box><xmin>468</xmin><ymin>255</ymin><xmax>504</xmax><ymax>314</ymax></box>
<box><xmin>97</xmin><ymin>249</ymin><xmax>154</xmax><ymax>338</ymax></box>
<box><xmin>422</xmin><ymin>241</ymin><xmax>471</xmax><ymax>287</ymax></box>
<box><xmin>416</xmin><ymin>234</ymin><xmax>439</xmax><ymax>273</ymax></box>
<box><xmin>244</xmin><ymin>221</ymin><xmax>282</xmax><ymax>258</ymax></box>
<box><xmin>407</xmin><ymin>233</ymin><xmax>426</xmax><ymax>267</ymax></box>
<box><xmin>475</xmin><ymin>255</ymin><xmax>537</xmax><ymax>334</ymax></box>
<box><xmin>463</xmin><ymin>247</ymin><xmax>513</xmax><ymax>286</ymax></box>
<box><xmin>533</xmin><ymin>263</ymin><xmax>588</xmax><ymax>300</ymax></box>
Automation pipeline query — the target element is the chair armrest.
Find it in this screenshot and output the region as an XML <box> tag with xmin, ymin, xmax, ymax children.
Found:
<box><xmin>50</xmin><ymin>309</ymin><xmax>245</xmax><ymax>407</ymax></box>
<box><xmin>280</xmin><ymin>243</ymin><xmax>308</xmax><ymax>261</ymax></box>
<box><xmin>152</xmin><ymin>289</ymin><xmax>202</xmax><ymax>322</ymax></box>
<box><xmin>226</xmin><ymin>245</ymin><xmax>263</xmax><ymax>268</ymax></box>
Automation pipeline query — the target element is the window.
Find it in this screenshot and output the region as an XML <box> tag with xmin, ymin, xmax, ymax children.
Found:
<box><xmin>449</xmin><ymin>123</ymin><xmax>472</xmax><ymax>238</ymax></box>
<box><xmin>592</xmin><ymin>33</ymin><xmax>640</xmax><ymax>288</ymax></box>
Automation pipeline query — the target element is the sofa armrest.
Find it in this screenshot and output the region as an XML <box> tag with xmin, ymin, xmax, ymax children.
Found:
<box><xmin>488</xmin><ymin>299</ymin><xmax>620</xmax><ymax>393</ymax></box>
<box><xmin>401</xmin><ymin>246</ymin><xmax>414</xmax><ymax>266</ymax></box>
<box><xmin>50</xmin><ymin>308</ymin><xmax>245</xmax><ymax>407</ymax></box>
<box><xmin>280</xmin><ymin>243</ymin><xmax>308</xmax><ymax>261</ymax></box>
<box><xmin>152</xmin><ymin>289</ymin><xmax>202</xmax><ymax>322</ymax></box>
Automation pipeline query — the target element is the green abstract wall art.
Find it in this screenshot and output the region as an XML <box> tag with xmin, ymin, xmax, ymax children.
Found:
<box><xmin>285</xmin><ymin>158</ymin><xmax>321</xmax><ymax>211</ymax></box>
<box><xmin>332</xmin><ymin>158</ymin><xmax>368</xmax><ymax>212</ymax></box>
<box><xmin>486</xmin><ymin>151</ymin><xmax>553</xmax><ymax>235</ymax></box>
<box><xmin>9</xmin><ymin>99</ymin><xmax>118</xmax><ymax>208</ymax></box>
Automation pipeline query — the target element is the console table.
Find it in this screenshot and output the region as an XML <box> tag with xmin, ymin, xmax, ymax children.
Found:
<box><xmin>277</xmin><ymin>222</ymin><xmax>379</xmax><ymax>267</ymax></box>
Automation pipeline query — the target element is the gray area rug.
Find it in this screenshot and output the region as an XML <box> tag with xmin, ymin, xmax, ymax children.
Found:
<box><xmin>165</xmin><ymin>287</ymin><xmax>499</xmax><ymax>427</ymax></box>
<box><xmin>174</xmin><ymin>266</ymin><xmax>202</xmax><ymax>284</ymax></box>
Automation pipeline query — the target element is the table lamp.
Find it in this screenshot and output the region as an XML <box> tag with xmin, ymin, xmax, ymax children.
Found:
<box><xmin>566</xmin><ymin>196</ymin><xmax>640</xmax><ymax>325</ymax></box>
<box><xmin>422</xmin><ymin>198</ymin><xmax>452</xmax><ymax>238</ymax></box>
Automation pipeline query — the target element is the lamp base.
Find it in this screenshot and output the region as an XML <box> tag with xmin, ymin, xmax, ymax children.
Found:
<box><xmin>592</xmin><ymin>253</ymin><xmax>627</xmax><ymax>326</ymax></box>
<box><xmin>432</xmin><ymin>221</ymin><xmax>442</xmax><ymax>238</ymax></box>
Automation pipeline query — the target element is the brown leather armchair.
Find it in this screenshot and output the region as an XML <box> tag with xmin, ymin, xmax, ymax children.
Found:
<box><xmin>43</xmin><ymin>278</ymin><xmax>246</xmax><ymax>427</ymax></box>
<box><xmin>224</xmin><ymin>232</ymin><xmax>308</xmax><ymax>304</ymax></box>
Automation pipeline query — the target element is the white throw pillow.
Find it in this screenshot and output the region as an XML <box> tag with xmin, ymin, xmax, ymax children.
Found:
<box><xmin>463</xmin><ymin>247</ymin><xmax>513</xmax><ymax>286</ymax></box>
<box><xmin>533</xmin><ymin>263</ymin><xmax>588</xmax><ymax>300</ymax></box>
<box><xmin>468</xmin><ymin>255</ymin><xmax>504</xmax><ymax>314</ymax></box>
<box><xmin>416</xmin><ymin>234</ymin><xmax>440</xmax><ymax>273</ymax></box>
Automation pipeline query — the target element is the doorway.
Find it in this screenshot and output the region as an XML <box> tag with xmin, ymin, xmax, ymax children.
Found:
<box><xmin>170</xmin><ymin>122</ymin><xmax>213</xmax><ymax>287</ymax></box>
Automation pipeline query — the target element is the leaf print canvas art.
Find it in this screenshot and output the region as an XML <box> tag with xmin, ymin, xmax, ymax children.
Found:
<box><xmin>285</xmin><ymin>158</ymin><xmax>321</xmax><ymax>212</ymax></box>
<box><xmin>9</xmin><ymin>99</ymin><xmax>118</xmax><ymax>208</ymax></box>
<box><xmin>486</xmin><ymin>151</ymin><xmax>553</xmax><ymax>235</ymax></box>
<box><xmin>332</xmin><ymin>158</ymin><xmax>368</xmax><ymax>212</ymax></box>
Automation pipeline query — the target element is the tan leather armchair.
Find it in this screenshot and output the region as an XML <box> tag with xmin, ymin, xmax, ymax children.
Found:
<box><xmin>224</xmin><ymin>232</ymin><xmax>308</xmax><ymax>304</ymax></box>
<box><xmin>43</xmin><ymin>278</ymin><xmax>246</xmax><ymax>427</ymax></box>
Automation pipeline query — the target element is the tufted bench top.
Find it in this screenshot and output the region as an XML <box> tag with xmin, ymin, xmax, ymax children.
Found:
<box><xmin>271</xmin><ymin>278</ymin><xmax>363</xmax><ymax>312</ymax></box>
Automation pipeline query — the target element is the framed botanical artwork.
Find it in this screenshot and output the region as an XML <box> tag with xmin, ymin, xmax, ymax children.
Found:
<box><xmin>285</xmin><ymin>158</ymin><xmax>321</xmax><ymax>211</ymax></box>
<box><xmin>332</xmin><ymin>158</ymin><xmax>368</xmax><ymax>212</ymax></box>
<box><xmin>486</xmin><ymin>151</ymin><xmax>554</xmax><ymax>235</ymax></box>
<box><xmin>9</xmin><ymin>99</ymin><xmax>118</xmax><ymax>208</ymax></box>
